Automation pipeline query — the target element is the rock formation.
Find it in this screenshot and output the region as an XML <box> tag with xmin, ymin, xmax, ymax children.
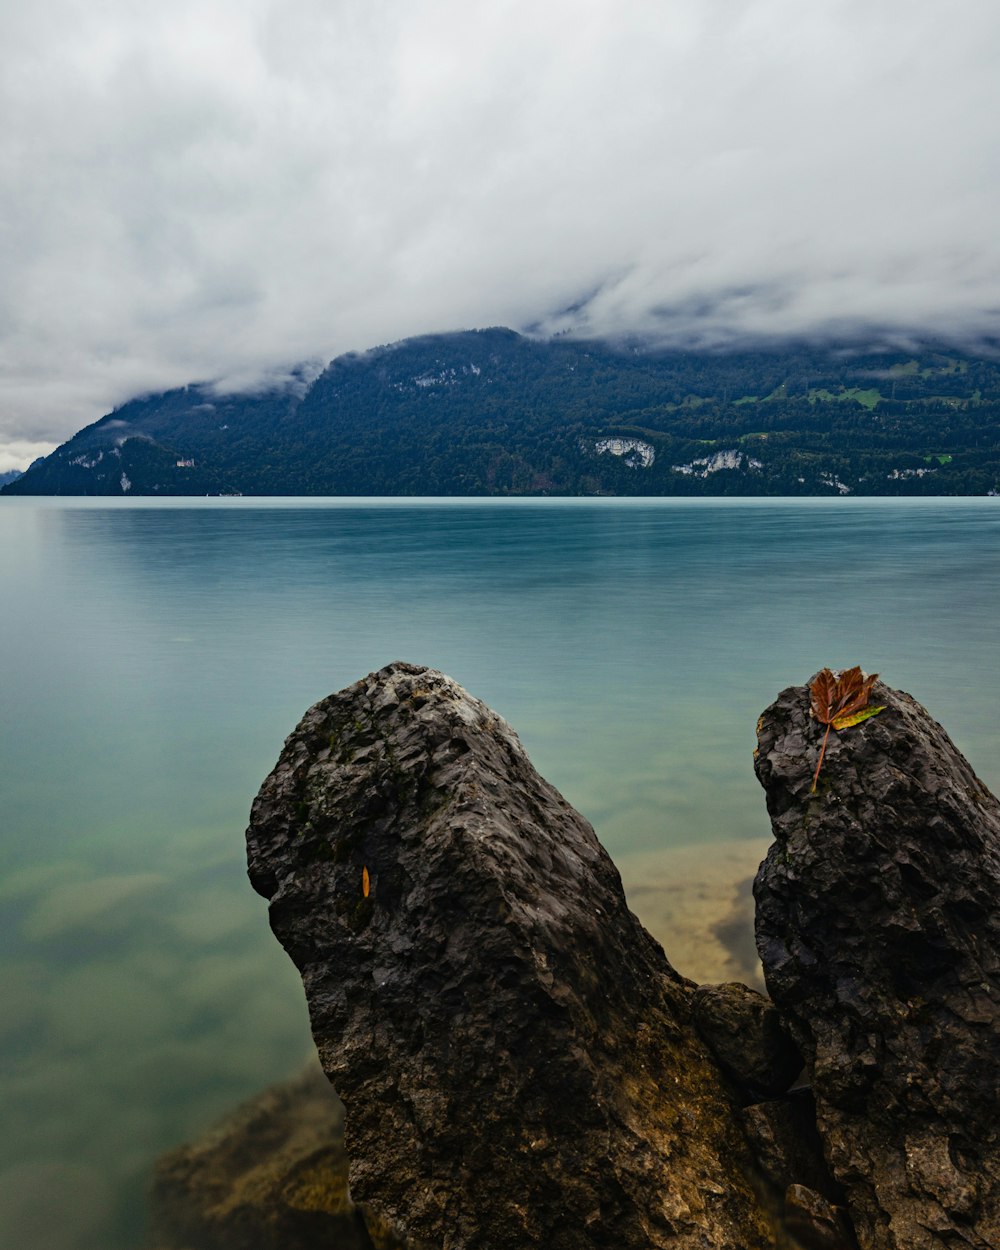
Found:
<box><xmin>151</xmin><ymin>665</ymin><xmax>1000</xmax><ymax>1250</ymax></box>
<box><xmin>754</xmin><ymin>675</ymin><xmax>1000</xmax><ymax>1249</ymax></box>
<box><xmin>246</xmin><ymin>662</ymin><xmax>781</xmax><ymax>1250</ymax></box>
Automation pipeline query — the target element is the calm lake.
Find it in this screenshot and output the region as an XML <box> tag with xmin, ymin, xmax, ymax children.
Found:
<box><xmin>2</xmin><ymin>497</ymin><xmax>999</xmax><ymax>1248</ymax></box>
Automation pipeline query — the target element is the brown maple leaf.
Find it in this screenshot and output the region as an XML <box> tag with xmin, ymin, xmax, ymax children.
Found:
<box><xmin>809</xmin><ymin>666</ymin><xmax>885</xmax><ymax>792</ymax></box>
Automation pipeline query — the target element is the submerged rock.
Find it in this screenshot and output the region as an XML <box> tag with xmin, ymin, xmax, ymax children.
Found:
<box><xmin>246</xmin><ymin>662</ymin><xmax>779</xmax><ymax>1250</ymax></box>
<box><xmin>754</xmin><ymin>675</ymin><xmax>1000</xmax><ymax>1250</ymax></box>
<box><xmin>150</xmin><ymin>1064</ymin><xmax>364</xmax><ymax>1250</ymax></box>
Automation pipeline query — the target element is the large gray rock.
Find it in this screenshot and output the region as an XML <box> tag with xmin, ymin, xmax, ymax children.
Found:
<box><xmin>247</xmin><ymin>662</ymin><xmax>779</xmax><ymax>1250</ymax></box>
<box><xmin>754</xmin><ymin>675</ymin><xmax>1000</xmax><ymax>1250</ymax></box>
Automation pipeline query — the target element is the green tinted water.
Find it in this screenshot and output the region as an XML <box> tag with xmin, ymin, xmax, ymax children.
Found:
<box><xmin>1</xmin><ymin>497</ymin><xmax>998</xmax><ymax>1247</ymax></box>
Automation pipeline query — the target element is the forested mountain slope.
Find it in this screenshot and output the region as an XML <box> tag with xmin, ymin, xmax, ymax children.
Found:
<box><xmin>6</xmin><ymin>328</ymin><xmax>1000</xmax><ymax>495</ymax></box>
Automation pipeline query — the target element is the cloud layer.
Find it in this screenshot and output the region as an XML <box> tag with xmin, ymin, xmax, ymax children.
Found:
<box><xmin>3</xmin><ymin>0</ymin><xmax>1000</xmax><ymax>461</ymax></box>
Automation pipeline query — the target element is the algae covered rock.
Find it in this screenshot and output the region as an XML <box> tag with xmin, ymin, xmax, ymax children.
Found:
<box><xmin>754</xmin><ymin>674</ymin><xmax>1000</xmax><ymax>1250</ymax></box>
<box><xmin>246</xmin><ymin>662</ymin><xmax>779</xmax><ymax>1250</ymax></box>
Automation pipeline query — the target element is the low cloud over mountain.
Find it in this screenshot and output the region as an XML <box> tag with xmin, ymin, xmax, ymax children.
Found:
<box><xmin>2</xmin><ymin>0</ymin><xmax>999</xmax><ymax>464</ymax></box>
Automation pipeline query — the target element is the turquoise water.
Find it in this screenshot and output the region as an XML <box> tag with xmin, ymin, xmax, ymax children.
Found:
<box><xmin>1</xmin><ymin>497</ymin><xmax>999</xmax><ymax>1248</ymax></box>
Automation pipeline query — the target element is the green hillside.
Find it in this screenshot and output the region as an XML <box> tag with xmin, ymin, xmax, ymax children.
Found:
<box><xmin>6</xmin><ymin>328</ymin><xmax>1000</xmax><ymax>496</ymax></box>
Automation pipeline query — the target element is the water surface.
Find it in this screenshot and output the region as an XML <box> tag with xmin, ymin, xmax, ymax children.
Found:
<box><xmin>1</xmin><ymin>497</ymin><xmax>998</xmax><ymax>1248</ymax></box>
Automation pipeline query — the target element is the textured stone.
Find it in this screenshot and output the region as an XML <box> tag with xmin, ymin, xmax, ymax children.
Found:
<box><xmin>692</xmin><ymin>981</ymin><xmax>802</xmax><ymax>1098</ymax></box>
<box><xmin>247</xmin><ymin>662</ymin><xmax>779</xmax><ymax>1250</ymax></box>
<box><xmin>150</xmin><ymin>1064</ymin><xmax>365</xmax><ymax>1250</ymax></box>
<box><xmin>754</xmin><ymin>675</ymin><xmax>1000</xmax><ymax>1250</ymax></box>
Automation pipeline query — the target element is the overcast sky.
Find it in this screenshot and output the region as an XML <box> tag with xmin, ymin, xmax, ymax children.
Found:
<box><xmin>2</xmin><ymin>0</ymin><xmax>999</xmax><ymax>469</ymax></box>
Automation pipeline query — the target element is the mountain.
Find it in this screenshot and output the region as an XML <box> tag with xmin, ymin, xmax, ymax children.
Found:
<box><xmin>6</xmin><ymin>328</ymin><xmax>1000</xmax><ymax>496</ymax></box>
<box><xmin>0</xmin><ymin>469</ymin><xmax>22</xmax><ymax>488</ymax></box>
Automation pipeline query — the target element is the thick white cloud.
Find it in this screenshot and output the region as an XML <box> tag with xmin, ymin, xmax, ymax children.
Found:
<box><xmin>2</xmin><ymin>0</ymin><xmax>999</xmax><ymax>463</ymax></box>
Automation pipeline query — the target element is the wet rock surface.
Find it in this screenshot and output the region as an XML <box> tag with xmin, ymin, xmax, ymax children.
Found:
<box><xmin>754</xmin><ymin>676</ymin><xmax>1000</xmax><ymax>1250</ymax></box>
<box><xmin>246</xmin><ymin>662</ymin><xmax>779</xmax><ymax>1250</ymax></box>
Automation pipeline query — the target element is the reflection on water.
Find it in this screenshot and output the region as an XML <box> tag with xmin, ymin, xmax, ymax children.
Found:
<box><xmin>1</xmin><ymin>497</ymin><xmax>999</xmax><ymax>1248</ymax></box>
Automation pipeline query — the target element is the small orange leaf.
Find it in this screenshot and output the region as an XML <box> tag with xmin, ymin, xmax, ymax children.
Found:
<box><xmin>362</xmin><ymin>866</ymin><xmax>370</xmax><ymax>898</ymax></box>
